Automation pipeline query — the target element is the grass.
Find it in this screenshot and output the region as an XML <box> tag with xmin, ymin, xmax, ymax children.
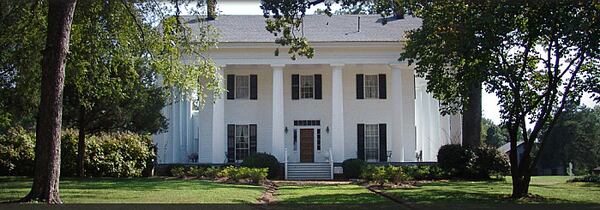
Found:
<box><xmin>0</xmin><ymin>177</ymin><xmax>264</xmax><ymax>203</ymax></box>
<box><xmin>384</xmin><ymin>176</ymin><xmax>600</xmax><ymax>209</ymax></box>
<box><xmin>275</xmin><ymin>184</ymin><xmax>391</xmax><ymax>205</ymax></box>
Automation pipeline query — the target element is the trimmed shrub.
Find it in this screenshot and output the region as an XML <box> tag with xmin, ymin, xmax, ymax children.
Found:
<box><xmin>216</xmin><ymin>166</ymin><xmax>268</xmax><ymax>183</ymax></box>
<box><xmin>171</xmin><ymin>166</ymin><xmax>186</xmax><ymax>178</ymax></box>
<box><xmin>342</xmin><ymin>158</ymin><xmax>366</xmax><ymax>179</ymax></box>
<box><xmin>188</xmin><ymin>166</ymin><xmax>205</xmax><ymax>177</ymax></box>
<box><xmin>361</xmin><ymin>165</ymin><xmax>387</xmax><ymax>185</ymax></box>
<box><xmin>0</xmin><ymin>127</ymin><xmax>35</xmax><ymax>176</ymax></box>
<box><xmin>384</xmin><ymin>166</ymin><xmax>407</xmax><ymax>184</ymax></box>
<box><xmin>473</xmin><ymin>146</ymin><xmax>510</xmax><ymax>179</ymax></box>
<box><xmin>437</xmin><ymin>144</ymin><xmax>476</xmax><ymax>178</ymax></box>
<box><xmin>204</xmin><ymin>166</ymin><xmax>221</xmax><ymax>179</ymax></box>
<box><xmin>568</xmin><ymin>174</ymin><xmax>600</xmax><ymax>183</ymax></box>
<box><xmin>241</xmin><ymin>153</ymin><xmax>280</xmax><ymax>179</ymax></box>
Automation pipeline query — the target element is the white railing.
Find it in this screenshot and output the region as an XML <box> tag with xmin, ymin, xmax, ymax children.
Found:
<box><xmin>328</xmin><ymin>148</ymin><xmax>333</xmax><ymax>179</ymax></box>
<box><xmin>284</xmin><ymin>148</ymin><xmax>288</xmax><ymax>180</ymax></box>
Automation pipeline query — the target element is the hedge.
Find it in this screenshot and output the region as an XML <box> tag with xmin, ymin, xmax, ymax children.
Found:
<box><xmin>0</xmin><ymin>127</ymin><xmax>155</xmax><ymax>177</ymax></box>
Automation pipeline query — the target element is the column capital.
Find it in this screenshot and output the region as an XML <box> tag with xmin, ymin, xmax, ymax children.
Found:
<box><xmin>270</xmin><ymin>64</ymin><xmax>286</xmax><ymax>69</ymax></box>
<box><xmin>330</xmin><ymin>63</ymin><xmax>345</xmax><ymax>68</ymax></box>
<box><xmin>388</xmin><ymin>63</ymin><xmax>406</xmax><ymax>70</ymax></box>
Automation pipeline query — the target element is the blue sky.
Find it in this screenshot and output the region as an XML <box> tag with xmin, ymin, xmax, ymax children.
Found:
<box><xmin>214</xmin><ymin>0</ymin><xmax>597</xmax><ymax>125</ymax></box>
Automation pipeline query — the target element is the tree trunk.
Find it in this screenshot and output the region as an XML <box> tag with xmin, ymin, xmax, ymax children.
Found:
<box><xmin>462</xmin><ymin>82</ymin><xmax>482</xmax><ymax>148</ymax></box>
<box><xmin>77</xmin><ymin>105</ymin><xmax>85</xmax><ymax>177</ymax></box>
<box><xmin>21</xmin><ymin>0</ymin><xmax>77</xmax><ymax>204</ymax></box>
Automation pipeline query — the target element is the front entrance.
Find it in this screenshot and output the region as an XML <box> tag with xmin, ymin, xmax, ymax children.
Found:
<box><xmin>299</xmin><ymin>129</ymin><xmax>314</xmax><ymax>163</ymax></box>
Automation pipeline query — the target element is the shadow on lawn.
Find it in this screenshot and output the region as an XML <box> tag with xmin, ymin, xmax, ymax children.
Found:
<box><xmin>276</xmin><ymin>192</ymin><xmax>392</xmax><ymax>205</ymax></box>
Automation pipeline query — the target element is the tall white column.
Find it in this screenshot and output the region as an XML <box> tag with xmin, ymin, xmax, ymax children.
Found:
<box><xmin>271</xmin><ymin>64</ymin><xmax>285</xmax><ymax>161</ymax></box>
<box><xmin>402</xmin><ymin>68</ymin><xmax>416</xmax><ymax>161</ymax></box>
<box><xmin>391</xmin><ymin>64</ymin><xmax>416</xmax><ymax>162</ymax></box>
<box><xmin>171</xmin><ymin>90</ymin><xmax>180</xmax><ymax>163</ymax></box>
<box><xmin>212</xmin><ymin>67</ymin><xmax>225</xmax><ymax>163</ymax></box>
<box><xmin>391</xmin><ymin>65</ymin><xmax>404</xmax><ymax>162</ymax></box>
<box><xmin>331</xmin><ymin>64</ymin><xmax>345</xmax><ymax>162</ymax></box>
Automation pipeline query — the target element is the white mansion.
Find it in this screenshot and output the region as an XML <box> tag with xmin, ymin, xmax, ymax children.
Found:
<box><xmin>153</xmin><ymin>15</ymin><xmax>462</xmax><ymax>179</ymax></box>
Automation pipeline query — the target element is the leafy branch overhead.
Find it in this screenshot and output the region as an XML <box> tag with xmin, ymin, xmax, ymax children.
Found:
<box><xmin>261</xmin><ymin>0</ymin><xmax>409</xmax><ymax>60</ymax></box>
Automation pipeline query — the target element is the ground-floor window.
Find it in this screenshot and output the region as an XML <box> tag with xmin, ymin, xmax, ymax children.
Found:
<box><xmin>235</xmin><ymin>125</ymin><xmax>250</xmax><ymax>161</ymax></box>
<box><xmin>364</xmin><ymin>124</ymin><xmax>380</xmax><ymax>162</ymax></box>
<box><xmin>227</xmin><ymin>124</ymin><xmax>257</xmax><ymax>162</ymax></box>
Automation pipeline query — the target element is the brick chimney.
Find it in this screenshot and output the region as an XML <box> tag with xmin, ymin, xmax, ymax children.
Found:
<box><xmin>206</xmin><ymin>0</ymin><xmax>216</xmax><ymax>20</ymax></box>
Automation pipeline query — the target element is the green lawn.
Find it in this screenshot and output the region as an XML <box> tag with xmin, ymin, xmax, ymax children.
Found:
<box><xmin>384</xmin><ymin>176</ymin><xmax>600</xmax><ymax>209</ymax></box>
<box><xmin>275</xmin><ymin>184</ymin><xmax>391</xmax><ymax>205</ymax></box>
<box><xmin>0</xmin><ymin>177</ymin><xmax>264</xmax><ymax>203</ymax></box>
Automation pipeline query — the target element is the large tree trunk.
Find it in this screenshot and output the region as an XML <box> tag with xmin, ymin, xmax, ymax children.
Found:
<box><xmin>21</xmin><ymin>0</ymin><xmax>77</xmax><ymax>204</ymax></box>
<box><xmin>77</xmin><ymin>105</ymin><xmax>85</xmax><ymax>177</ymax></box>
<box><xmin>462</xmin><ymin>82</ymin><xmax>482</xmax><ymax>148</ymax></box>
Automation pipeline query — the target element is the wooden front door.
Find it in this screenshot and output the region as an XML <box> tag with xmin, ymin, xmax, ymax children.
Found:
<box><xmin>300</xmin><ymin>129</ymin><xmax>314</xmax><ymax>163</ymax></box>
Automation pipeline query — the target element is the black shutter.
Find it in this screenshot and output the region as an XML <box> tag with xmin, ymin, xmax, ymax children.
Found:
<box><xmin>379</xmin><ymin>74</ymin><xmax>387</xmax><ymax>99</ymax></box>
<box><xmin>357</xmin><ymin>124</ymin><xmax>365</xmax><ymax>160</ymax></box>
<box><xmin>356</xmin><ymin>74</ymin><xmax>364</xmax><ymax>99</ymax></box>
<box><xmin>227</xmin><ymin>124</ymin><xmax>235</xmax><ymax>162</ymax></box>
<box><xmin>314</xmin><ymin>74</ymin><xmax>322</xmax><ymax>99</ymax></box>
<box><xmin>292</xmin><ymin>74</ymin><xmax>299</xmax><ymax>100</ymax></box>
<box><xmin>227</xmin><ymin>74</ymin><xmax>235</xmax><ymax>100</ymax></box>
<box><xmin>379</xmin><ymin>124</ymin><xmax>387</xmax><ymax>162</ymax></box>
<box><xmin>250</xmin><ymin>75</ymin><xmax>258</xmax><ymax>100</ymax></box>
<box><xmin>249</xmin><ymin>124</ymin><xmax>257</xmax><ymax>155</ymax></box>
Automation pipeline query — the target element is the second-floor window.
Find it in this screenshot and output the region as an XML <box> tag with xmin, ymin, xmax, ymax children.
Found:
<box><xmin>364</xmin><ymin>75</ymin><xmax>379</xmax><ymax>99</ymax></box>
<box><xmin>300</xmin><ymin>75</ymin><xmax>314</xmax><ymax>99</ymax></box>
<box><xmin>235</xmin><ymin>75</ymin><xmax>249</xmax><ymax>99</ymax></box>
<box><xmin>227</xmin><ymin>74</ymin><xmax>257</xmax><ymax>100</ymax></box>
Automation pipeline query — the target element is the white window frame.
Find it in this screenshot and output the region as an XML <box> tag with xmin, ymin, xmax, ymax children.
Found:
<box><xmin>300</xmin><ymin>75</ymin><xmax>314</xmax><ymax>99</ymax></box>
<box><xmin>234</xmin><ymin>125</ymin><xmax>250</xmax><ymax>162</ymax></box>
<box><xmin>364</xmin><ymin>75</ymin><xmax>379</xmax><ymax>99</ymax></box>
<box><xmin>364</xmin><ymin>124</ymin><xmax>379</xmax><ymax>162</ymax></box>
<box><xmin>235</xmin><ymin>75</ymin><xmax>250</xmax><ymax>99</ymax></box>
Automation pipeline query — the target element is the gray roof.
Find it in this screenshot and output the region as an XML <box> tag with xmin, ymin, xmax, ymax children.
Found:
<box><xmin>185</xmin><ymin>15</ymin><xmax>421</xmax><ymax>43</ymax></box>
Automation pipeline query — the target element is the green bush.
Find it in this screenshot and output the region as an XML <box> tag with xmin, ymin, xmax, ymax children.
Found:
<box><xmin>241</xmin><ymin>153</ymin><xmax>280</xmax><ymax>179</ymax></box>
<box><xmin>437</xmin><ymin>144</ymin><xmax>476</xmax><ymax>178</ymax></box>
<box><xmin>384</xmin><ymin>166</ymin><xmax>407</xmax><ymax>184</ymax></box>
<box><xmin>188</xmin><ymin>166</ymin><xmax>205</xmax><ymax>177</ymax></box>
<box><xmin>204</xmin><ymin>166</ymin><xmax>221</xmax><ymax>179</ymax></box>
<box><xmin>0</xmin><ymin>127</ymin><xmax>35</xmax><ymax>176</ymax></box>
<box><xmin>438</xmin><ymin>145</ymin><xmax>509</xmax><ymax>180</ymax></box>
<box><xmin>361</xmin><ymin>165</ymin><xmax>387</xmax><ymax>185</ymax></box>
<box><xmin>473</xmin><ymin>146</ymin><xmax>510</xmax><ymax>179</ymax></box>
<box><xmin>216</xmin><ymin>166</ymin><xmax>267</xmax><ymax>183</ymax></box>
<box><xmin>342</xmin><ymin>158</ymin><xmax>366</xmax><ymax>179</ymax></box>
<box><xmin>171</xmin><ymin>167</ymin><xmax>186</xmax><ymax>177</ymax></box>
<box><xmin>568</xmin><ymin>174</ymin><xmax>600</xmax><ymax>183</ymax></box>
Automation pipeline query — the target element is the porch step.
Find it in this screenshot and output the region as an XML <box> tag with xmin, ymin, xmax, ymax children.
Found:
<box><xmin>286</xmin><ymin>162</ymin><xmax>332</xmax><ymax>180</ymax></box>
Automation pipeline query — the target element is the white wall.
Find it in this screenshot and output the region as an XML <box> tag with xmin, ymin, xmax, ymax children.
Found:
<box><xmin>153</xmin><ymin>42</ymin><xmax>459</xmax><ymax>164</ymax></box>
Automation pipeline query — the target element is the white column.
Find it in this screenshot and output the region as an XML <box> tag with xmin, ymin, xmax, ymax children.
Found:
<box><xmin>212</xmin><ymin>67</ymin><xmax>225</xmax><ymax>163</ymax></box>
<box><xmin>402</xmin><ymin>68</ymin><xmax>416</xmax><ymax>161</ymax></box>
<box><xmin>171</xmin><ymin>90</ymin><xmax>180</xmax><ymax>163</ymax></box>
<box><xmin>271</xmin><ymin>64</ymin><xmax>285</xmax><ymax>162</ymax></box>
<box><xmin>391</xmin><ymin>65</ymin><xmax>404</xmax><ymax>162</ymax></box>
<box><xmin>331</xmin><ymin>64</ymin><xmax>345</xmax><ymax>162</ymax></box>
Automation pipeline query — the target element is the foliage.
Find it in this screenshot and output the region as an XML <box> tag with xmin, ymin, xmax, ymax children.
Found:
<box><xmin>403</xmin><ymin>165</ymin><xmax>446</xmax><ymax>180</ymax></box>
<box><xmin>437</xmin><ymin>144</ymin><xmax>475</xmax><ymax>177</ymax></box>
<box><xmin>473</xmin><ymin>146</ymin><xmax>510</xmax><ymax>179</ymax></box>
<box><xmin>61</xmin><ymin>130</ymin><xmax>156</xmax><ymax>178</ymax></box>
<box><xmin>437</xmin><ymin>144</ymin><xmax>508</xmax><ymax>179</ymax></box>
<box><xmin>170</xmin><ymin>166</ymin><xmax>187</xmax><ymax>178</ymax></box>
<box><xmin>361</xmin><ymin>165</ymin><xmax>387</xmax><ymax>185</ymax></box>
<box><xmin>342</xmin><ymin>158</ymin><xmax>367</xmax><ymax>179</ymax></box>
<box><xmin>215</xmin><ymin>166</ymin><xmax>268</xmax><ymax>184</ymax></box>
<box><xmin>0</xmin><ymin>129</ymin><xmax>155</xmax><ymax>177</ymax></box>
<box><xmin>241</xmin><ymin>153</ymin><xmax>280</xmax><ymax>179</ymax></box>
<box><xmin>204</xmin><ymin>166</ymin><xmax>222</xmax><ymax>179</ymax></box>
<box><xmin>0</xmin><ymin>127</ymin><xmax>35</xmax><ymax>176</ymax></box>
<box><xmin>568</xmin><ymin>174</ymin><xmax>600</xmax><ymax>183</ymax></box>
<box><xmin>187</xmin><ymin>166</ymin><xmax>205</xmax><ymax>177</ymax></box>
<box><xmin>537</xmin><ymin>106</ymin><xmax>600</xmax><ymax>175</ymax></box>
<box><xmin>481</xmin><ymin>118</ymin><xmax>508</xmax><ymax>148</ymax></box>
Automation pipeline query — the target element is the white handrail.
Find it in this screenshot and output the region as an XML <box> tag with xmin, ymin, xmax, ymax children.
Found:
<box><xmin>328</xmin><ymin>148</ymin><xmax>333</xmax><ymax>179</ymax></box>
<box><xmin>284</xmin><ymin>148</ymin><xmax>288</xmax><ymax>180</ymax></box>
